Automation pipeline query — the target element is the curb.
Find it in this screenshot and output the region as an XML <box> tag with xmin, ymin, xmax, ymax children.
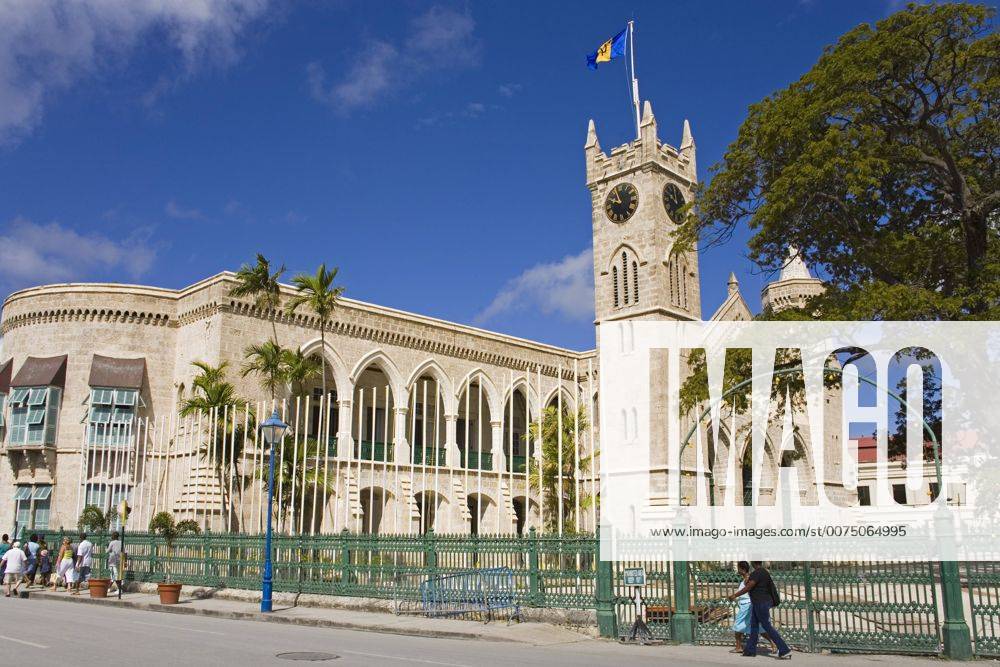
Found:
<box><xmin>24</xmin><ymin>591</ymin><xmax>522</xmax><ymax>643</ymax></box>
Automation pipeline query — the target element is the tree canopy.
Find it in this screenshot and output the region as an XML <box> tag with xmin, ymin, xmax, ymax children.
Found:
<box><xmin>677</xmin><ymin>3</ymin><xmax>999</xmax><ymax>320</ymax></box>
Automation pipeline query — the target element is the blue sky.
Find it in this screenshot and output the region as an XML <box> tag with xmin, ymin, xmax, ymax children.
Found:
<box><xmin>0</xmin><ymin>0</ymin><xmax>919</xmax><ymax>350</ymax></box>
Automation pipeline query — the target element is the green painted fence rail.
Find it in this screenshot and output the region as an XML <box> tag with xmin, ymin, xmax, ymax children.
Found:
<box><xmin>49</xmin><ymin>529</ymin><xmax>985</xmax><ymax>658</ymax></box>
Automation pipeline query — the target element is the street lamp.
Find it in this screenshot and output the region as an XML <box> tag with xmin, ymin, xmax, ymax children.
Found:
<box><xmin>259</xmin><ymin>408</ymin><xmax>288</xmax><ymax>613</ymax></box>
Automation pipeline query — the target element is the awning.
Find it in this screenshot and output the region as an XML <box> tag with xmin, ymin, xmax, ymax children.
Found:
<box><xmin>11</xmin><ymin>355</ymin><xmax>67</xmax><ymax>388</ymax></box>
<box><xmin>88</xmin><ymin>355</ymin><xmax>146</xmax><ymax>390</ymax></box>
<box><xmin>0</xmin><ymin>359</ymin><xmax>11</xmax><ymax>394</ymax></box>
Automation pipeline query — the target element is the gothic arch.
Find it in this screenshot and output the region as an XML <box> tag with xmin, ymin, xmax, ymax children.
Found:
<box><xmin>405</xmin><ymin>358</ymin><xmax>456</xmax><ymax>415</ymax></box>
<box><xmin>543</xmin><ymin>384</ymin><xmax>577</xmax><ymax>411</ymax></box>
<box><xmin>500</xmin><ymin>375</ymin><xmax>540</xmax><ymax>421</ymax></box>
<box><xmin>350</xmin><ymin>349</ymin><xmax>407</xmax><ymax>402</ymax></box>
<box><xmin>299</xmin><ymin>336</ymin><xmax>352</xmax><ymax>398</ymax></box>
<box><xmin>454</xmin><ymin>369</ymin><xmax>502</xmax><ymax>417</ymax></box>
<box><xmin>607</xmin><ymin>244</ymin><xmax>643</xmax><ymax>308</ymax></box>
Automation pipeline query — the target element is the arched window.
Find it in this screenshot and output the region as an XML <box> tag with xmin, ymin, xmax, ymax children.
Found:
<box><xmin>612</xmin><ymin>266</ymin><xmax>619</xmax><ymax>307</ymax></box>
<box><xmin>632</xmin><ymin>261</ymin><xmax>639</xmax><ymax>304</ymax></box>
<box><xmin>621</xmin><ymin>252</ymin><xmax>629</xmax><ymax>304</ymax></box>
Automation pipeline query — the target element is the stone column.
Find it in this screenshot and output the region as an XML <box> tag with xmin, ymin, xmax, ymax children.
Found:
<box><xmin>444</xmin><ymin>415</ymin><xmax>460</xmax><ymax>468</ymax></box>
<box><xmin>490</xmin><ymin>420</ymin><xmax>505</xmax><ymax>473</ymax></box>
<box><xmin>336</xmin><ymin>399</ymin><xmax>353</xmax><ymax>461</ymax></box>
<box><xmin>393</xmin><ymin>406</ymin><xmax>410</xmax><ymax>465</ymax></box>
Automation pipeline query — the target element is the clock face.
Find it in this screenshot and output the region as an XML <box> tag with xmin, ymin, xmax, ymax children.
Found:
<box><xmin>604</xmin><ymin>183</ymin><xmax>638</xmax><ymax>223</ymax></box>
<box><xmin>663</xmin><ymin>183</ymin><xmax>685</xmax><ymax>221</ymax></box>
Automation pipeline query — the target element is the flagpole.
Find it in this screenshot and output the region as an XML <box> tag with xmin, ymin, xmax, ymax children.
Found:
<box><xmin>629</xmin><ymin>20</ymin><xmax>640</xmax><ymax>140</ymax></box>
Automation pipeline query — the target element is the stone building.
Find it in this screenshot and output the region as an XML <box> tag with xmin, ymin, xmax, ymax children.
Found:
<box><xmin>0</xmin><ymin>100</ymin><xmax>828</xmax><ymax>536</ymax></box>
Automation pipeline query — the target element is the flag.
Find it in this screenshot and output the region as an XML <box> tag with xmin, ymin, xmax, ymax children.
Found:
<box><xmin>587</xmin><ymin>27</ymin><xmax>627</xmax><ymax>70</ymax></box>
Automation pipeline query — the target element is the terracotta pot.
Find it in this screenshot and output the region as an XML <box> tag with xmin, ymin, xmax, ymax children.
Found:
<box><xmin>88</xmin><ymin>578</ymin><xmax>111</xmax><ymax>598</ymax></box>
<box><xmin>157</xmin><ymin>582</ymin><xmax>182</xmax><ymax>605</ymax></box>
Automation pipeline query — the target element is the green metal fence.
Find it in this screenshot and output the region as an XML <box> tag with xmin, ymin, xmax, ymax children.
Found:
<box><xmin>49</xmin><ymin>528</ymin><xmax>987</xmax><ymax>658</ymax></box>
<box><xmin>969</xmin><ymin>561</ymin><xmax>1000</xmax><ymax>656</ymax></box>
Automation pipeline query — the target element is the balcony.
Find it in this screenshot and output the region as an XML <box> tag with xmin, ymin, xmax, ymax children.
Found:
<box><xmin>510</xmin><ymin>455</ymin><xmax>528</xmax><ymax>473</ymax></box>
<box><xmin>460</xmin><ymin>449</ymin><xmax>493</xmax><ymax>471</ymax></box>
<box><xmin>412</xmin><ymin>446</ymin><xmax>447</xmax><ymax>466</ymax></box>
<box><xmin>355</xmin><ymin>440</ymin><xmax>394</xmax><ymax>462</ymax></box>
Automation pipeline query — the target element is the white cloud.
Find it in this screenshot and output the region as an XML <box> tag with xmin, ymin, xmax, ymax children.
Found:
<box><xmin>165</xmin><ymin>199</ymin><xmax>205</xmax><ymax>220</ymax></box>
<box><xmin>476</xmin><ymin>249</ymin><xmax>594</xmax><ymax>324</ymax></box>
<box><xmin>498</xmin><ymin>83</ymin><xmax>522</xmax><ymax>98</ymax></box>
<box><xmin>0</xmin><ymin>217</ymin><xmax>156</xmax><ymax>289</ymax></box>
<box><xmin>0</xmin><ymin>0</ymin><xmax>271</xmax><ymax>144</ymax></box>
<box><xmin>309</xmin><ymin>5</ymin><xmax>480</xmax><ymax>112</ymax></box>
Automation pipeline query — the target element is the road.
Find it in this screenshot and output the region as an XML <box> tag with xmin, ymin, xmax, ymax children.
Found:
<box><xmin>0</xmin><ymin>595</ymin><xmax>956</xmax><ymax>666</ymax></box>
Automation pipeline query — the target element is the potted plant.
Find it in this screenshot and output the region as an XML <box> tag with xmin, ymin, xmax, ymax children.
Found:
<box><xmin>149</xmin><ymin>511</ymin><xmax>200</xmax><ymax>604</ymax></box>
<box><xmin>78</xmin><ymin>505</ymin><xmax>112</xmax><ymax>598</ymax></box>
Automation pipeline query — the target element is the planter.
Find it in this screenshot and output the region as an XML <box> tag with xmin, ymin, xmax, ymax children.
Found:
<box><xmin>88</xmin><ymin>578</ymin><xmax>111</xmax><ymax>598</ymax></box>
<box><xmin>157</xmin><ymin>582</ymin><xmax>182</xmax><ymax>605</ymax></box>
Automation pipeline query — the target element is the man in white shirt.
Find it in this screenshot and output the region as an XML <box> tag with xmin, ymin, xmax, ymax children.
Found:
<box><xmin>76</xmin><ymin>533</ymin><xmax>94</xmax><ymax>588</ymax></box>
<box><xmin>2</xmin><ymin>541</ymin><xmax>27</xmax><ymax>597</ymax></box>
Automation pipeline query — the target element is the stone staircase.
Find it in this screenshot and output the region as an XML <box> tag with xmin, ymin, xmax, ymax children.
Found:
<box><xmin>172</xmin><ymin>461</ymin><xmax>226</xmax><ymax>519</ymax></box>
<box><xmin>499</xmin><ymin>478</ymin><xmax>516</xmax><ymax>530</ymax></box>
<box><xmin>451</xmin><ymin>477</ymin><xmax>473</xmax><ymax>521</ymax></box>
<box><xmin>398</xmin><ymin>474</ymin><xmax>421</xmax><ymax>522</ymax></box>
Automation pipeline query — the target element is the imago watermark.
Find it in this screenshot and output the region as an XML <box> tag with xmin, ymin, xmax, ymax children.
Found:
<box><xmin>598</xmin><ymin>321</ymin><xmax>1000</xmax><ymax>562</ymax></box>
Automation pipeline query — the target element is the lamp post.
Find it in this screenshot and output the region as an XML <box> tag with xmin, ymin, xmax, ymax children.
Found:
<box><xmin>259</xmin><ymin>408</ymin><xmax>288</xmax><ymax>613</ymax></box>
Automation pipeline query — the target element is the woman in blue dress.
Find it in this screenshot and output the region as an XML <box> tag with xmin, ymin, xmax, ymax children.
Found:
<box><xmin>732</xmin><ymin>561</ymin><xmax>753</xmax><ymax>652</ymax></box>
<box><xmin>732</xmin><ymin>561</ymin><xmax>774</xmax><ymax>653</ymax></box>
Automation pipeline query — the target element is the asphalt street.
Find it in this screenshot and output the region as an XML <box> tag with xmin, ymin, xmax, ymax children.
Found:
<box><xmin>0</xmin><ymin>595</ymin><xmax>961</xmax><ymax>666</ymax></box>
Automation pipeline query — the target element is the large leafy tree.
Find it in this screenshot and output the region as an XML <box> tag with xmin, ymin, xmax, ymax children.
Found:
<box><xmin>677</xmin><ymin>3</ymin><xmax>999</xmax><ymax>320</ymax></box>
<box><xmin>229</xmin><ymin>254</ymin><xmax>286</xmax><ymax>342</ymax></box>
<box><xmin>285</xmin><ymin>264</ymin><xmax>345</xmax><ymax>401</ymax></box>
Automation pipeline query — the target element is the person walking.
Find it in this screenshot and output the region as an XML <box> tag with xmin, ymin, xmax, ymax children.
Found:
<box><xmin>52</xmin><ymin>537</ymin><xmax>74</xmax><ymax>593</ymax></box>
<box><xmin>37</xmin><ymin>540</ymin><xmax>52</xmax><ymax>588</ymax></box>
<box><xmin>2</xmin><ymin>540</ymin><xmax>27</xmax><ymax>597</ymax></box>
<box><xmin>732</xmin><ymin>561</ymin><xmax>776</xmax><ymax>654</ymax></box>
<box><xmin>728</xmin><ymin>561</ymin><xmax>792</xmax><ymax>659</ymax></box>
<box><xmin>75</xmin><ymin>533</ymin><xmax>94</xmax><ymax>590</ymax></box>
<box><xmin>0</xmin><ymin>534</ymin><xmax>10</xmax><ymax>582</ymax></box>
<box><xmin>107</xmin><ymin>531</ymin><xmax>123</xmax><ymax>594</ymax></box>
<box><xmin>22</xmin><ymin>534</ymin><xmax>39</xmax><ymax>588</ymax></box>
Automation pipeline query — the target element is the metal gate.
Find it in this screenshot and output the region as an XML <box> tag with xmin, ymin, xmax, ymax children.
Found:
<box><xmin>969</xmin><ymin>561</ymin><xmax>1000</xmax><ymax>656</ymax></box>
<box><xmin>685</xmin><ymin>561</ymin><xmax>940</xmax><ymax>654</ymax></box>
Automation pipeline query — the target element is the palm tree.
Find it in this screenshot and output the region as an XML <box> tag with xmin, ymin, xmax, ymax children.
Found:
<box><xmin>229</xmin><ymin>253</ymin><xmax>285</xmax><ymax>343</ymax></box>
<box><xmin>258</xmin><ymin>436</ymin><xmax>337</xmax><ymax>533</ymax></box>
<box><xmin>527</xmin><ymin>404</ymin><xmax>594</xmax><ymax>533</ymax></box>
<box><xmin>179</xmin><ymin>360</ymin><xmax>253</xmax><ymax>530</ymax></box>
<box><xmin>285</xmin><ymin>264</ymin><xmax>344</xmax><ymax>400</ymax></box>
<box><xmin>283</xmin><ymin>348</ymin><xmax>322</xmax><ymax>397</ymax></box>
<box><xmin>241</xmin><ymin>340</ymin><xmax>288</xmax><ymax>402</ymax></box>
<box><xmin>149</xmin><ymin>512</ymin><xmax>200</xmax><ymax>582</ymax></box>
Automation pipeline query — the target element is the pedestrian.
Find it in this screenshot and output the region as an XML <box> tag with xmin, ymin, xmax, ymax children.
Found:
<box><xmin>0</xmin><ymin>534</ymin><xmax>10</xmax><ymax>581</ymax></box>
<box><xmin>728</xmin><ymin>561</ymin><xmax>792</xmax><ymax>659</ymax></box>
<box><xmin>732</xmin><ymin>561</ymin><xmax>776</xmax><ymax>654</ymax></box>
<box><xmin>107</xmin><ymin>531</ymin><xmax>122</xmax><ymax>594</ymax></box>
<box><xmin>75</xmin><ymin>533</ymin><xmax>94</xmax><ymax>589</ymax></box>
<box><xmin>53</xmin><ymin>537</ymin><xmax>74</xmax><ymax>593</ymax></box>
<box><xmin>22</xmin><ymin>533</ymin><xmax>39</xmax><ymax>588</ymax></box>
<box><xmin>37</xmin><ymin>539</ymin><xmax>52</xmax><ymax>588</ymax></box>
<box><xmin>2</xmin><ymin>540</ymin><xmax>27</xmax><ymax>597</ymax></box>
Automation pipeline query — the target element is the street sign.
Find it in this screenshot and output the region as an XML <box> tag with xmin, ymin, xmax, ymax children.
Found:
<box><xmin>623</xmin><ymin>567</ymin><xmax>646</xmax><ymax>586</ymax></box>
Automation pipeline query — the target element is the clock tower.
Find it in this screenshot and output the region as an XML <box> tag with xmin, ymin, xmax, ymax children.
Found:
<box><xmin>586</xmin><ymin>101</ymin><xmax>701</xmax><ymax>326</ymax></box>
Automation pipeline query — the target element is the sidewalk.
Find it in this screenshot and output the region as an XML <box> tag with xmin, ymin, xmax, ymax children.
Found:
<box><xmin>26</xmin><ymin>588</ymin><xmax>594</xmax><ymax>646</ymax></box>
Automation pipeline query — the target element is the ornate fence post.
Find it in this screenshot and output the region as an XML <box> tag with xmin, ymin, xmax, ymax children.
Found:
<box><xmin>336</xmin><ymin>528</ymin><xmax>350</xmax><ymax>594</ymax></box>
<box><xmin>528</xmin><ymin>527</ymin><xmax>541</xmax><ymax>606</ymax></box>
<box><xmin>594</xmin><ymin>530</ymin><xmax>617</xmax><ymax>637</ymax></box>
<box><xmin>203</xmin><ymin>530</ymin><xmax>213</xmax><ymax>587</ymax></box>
<box><xmin>671</xmin><ymin>560</ymin><xmax>696</xmax><ymax>643</ymax></box>
<box><xmin>425</xmin><ymin>529</ymin><xmax>437</xmax><ymax>577</ymax></box>
<box><xmin>803</xmin><ymin>562</ymin><xmax>816</xmax><ymax>652</ymax></box>
<box><xmin>940</xmin><ymin>560</ymin><xmax>973</xmax><ymax>660</ymax></box>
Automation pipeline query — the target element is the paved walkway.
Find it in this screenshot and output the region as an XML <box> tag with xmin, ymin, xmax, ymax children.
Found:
<box><xmin>5</xmin><ymin>592</ymin><xmax>966</xmax><ymax>666</ymax></box>
<box><xmin>27</xmin><ymin>588</ymin><xmax>589</xmax><ymax>645</ymax></box>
